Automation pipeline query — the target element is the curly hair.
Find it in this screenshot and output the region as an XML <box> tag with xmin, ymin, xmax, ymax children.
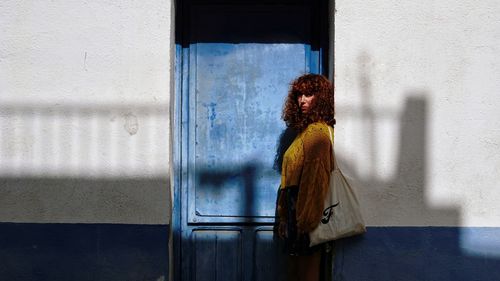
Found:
<box><xmin>282</xmin><ymin>74</ymin><xmax>335</xmax><ymax>131</ymax></box>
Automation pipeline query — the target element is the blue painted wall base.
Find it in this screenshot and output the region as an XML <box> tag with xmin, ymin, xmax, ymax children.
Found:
<box><xmin>334</xmin><ymin>227</ymin><xmax>500</xmax><ymax>281</ymax></box>
<box><xmin>0</xmin><ymin>223</ymin><xmax>169</xmax><ymax>281</ymax></box>
<box><xmin>4</xmin><ymin>224</ymin><xmax>499</xmax><ymax>280</ymax></box>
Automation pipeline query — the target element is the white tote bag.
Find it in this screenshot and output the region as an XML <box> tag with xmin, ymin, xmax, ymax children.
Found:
<box><xmin>309</xmin><ymin>127</ymin><xmax>366</xmax><ymax>247</ymax></box>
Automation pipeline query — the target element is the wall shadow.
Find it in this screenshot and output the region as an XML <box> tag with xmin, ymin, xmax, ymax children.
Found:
<box><xmin>330</xmin><ymin>51</ymin><xmax>500</xmax><ymax>281</ymax></box>
<box><xmin>0</xmin><ymin>102</ymin><xmax>170</xmax><ymax>281</ymax></box>
<box><xmin>0</xmin><ymin>176</ymin><xmax>170</xmax><ymax>224</ymax></box>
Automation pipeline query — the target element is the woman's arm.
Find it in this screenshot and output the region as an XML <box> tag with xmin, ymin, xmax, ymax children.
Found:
<box><xmin>295</xmin><ymin>124</ymin><xmax>332</xmax><ymax>234</ymax></box>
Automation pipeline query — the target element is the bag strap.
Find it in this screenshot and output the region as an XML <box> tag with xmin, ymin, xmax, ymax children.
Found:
<box><xmin>327</xmin><ymin>126</ymin><xmax>339</xmax><ymax>170</ymax></box>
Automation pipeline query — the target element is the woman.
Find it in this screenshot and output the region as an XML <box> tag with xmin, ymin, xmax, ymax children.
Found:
<box><xmin>276</xmin><ymin>73</ymin><xmax>335</xmax><ymax>281</ymax></box>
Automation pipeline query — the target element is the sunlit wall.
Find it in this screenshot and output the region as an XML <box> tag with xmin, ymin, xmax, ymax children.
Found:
<box><xmin>0</xmin><ymin>0</ymin><xmax>172</xmax><ymax>224</ymax></box>
<box><xmin>2</xmin><ymin>0</ymin><xmax>500</xmax><ymax>279</ymax></box>
<box><xmin>332</xmin><ymin>0</ymin><xmax>500</xmax><ymax>279</ymax></box>
<box><xmin>334</xmin><ymin>0</ymin><xmax>500</xmax><ymax>228</ymax></box>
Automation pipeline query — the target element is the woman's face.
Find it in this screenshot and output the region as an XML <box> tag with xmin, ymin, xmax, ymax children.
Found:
<box><xmin>297</xmin><ymin>93</ymin><xmax>315</xmax><ymax>114</ymax></box>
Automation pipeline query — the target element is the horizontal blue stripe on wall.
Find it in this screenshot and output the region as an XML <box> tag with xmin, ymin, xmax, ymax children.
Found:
<box><xmin>0</xmin><ymin>223</ymin><xmax>169</xmax><ymax>281</ymax></box>
<box><xmin>2</xmin><ymin>224</ymin><xmax>499</xmax><ymax>281</ymax></box>
<box><xmin>334</xmin><ymin>227</ymin><xmax>500</xmax><ymax>281</ymax></box>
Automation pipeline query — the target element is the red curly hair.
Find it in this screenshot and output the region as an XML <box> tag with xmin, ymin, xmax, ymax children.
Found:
<box><xmin>282</xmin><ymin>74</ymin><xmax>335</xmax><ymax>131</ymax></box>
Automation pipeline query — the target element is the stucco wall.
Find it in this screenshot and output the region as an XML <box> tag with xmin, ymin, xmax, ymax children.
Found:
<box><xmin>0</xmin><ymin>0</ymin><xmax>172</xmax><ymax>225</ymax></box>
<box><xmin>333</xmin><ymin>0</ymin><xmax>500</xmax><ymax>228</ymax></box>
<box><xmin>331</xmin><ymin>2</ymin><xmax>500</xmax><ymax>278</ymax></box>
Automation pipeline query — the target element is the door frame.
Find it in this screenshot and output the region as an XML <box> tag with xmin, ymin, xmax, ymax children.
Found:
<box><xmin>172</xmin><ymin>1</ymin><xmax>330</xmax><ymax>280</ymax></box>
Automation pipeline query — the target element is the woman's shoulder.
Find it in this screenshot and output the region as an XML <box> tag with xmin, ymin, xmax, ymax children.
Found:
<box><xmin>303</xmin><ymin>122</ymin><xmax>332</xmax><ymax>141</ymax></box>
<box><xmin>304</xmin><ymin>122</ymin><xmax>331</xmax><ymax>134</ymax></box>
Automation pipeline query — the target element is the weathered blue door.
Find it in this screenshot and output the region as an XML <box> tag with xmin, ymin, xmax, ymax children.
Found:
<box><xmin>174</xmin><ymin>1</ymin><xmax>328</xmax><ymax>280</ymax></box>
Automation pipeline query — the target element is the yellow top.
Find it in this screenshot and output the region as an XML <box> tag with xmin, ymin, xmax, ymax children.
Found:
<box><xmin>278</xmin><ymin>122</ymin><xmax>334</xmax><ymax>233</ymax></box>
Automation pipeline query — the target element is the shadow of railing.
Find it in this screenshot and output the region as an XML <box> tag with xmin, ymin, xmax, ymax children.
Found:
<box><xmin>187</xmin><ymin>50</ymin><xmax>500</xmax><ymax>280</ymax></box>
<box><xmin>328</xmin><ymin>51</ymin><xmax>500</xmax><ymax>280</ymax></box>
<box><xmin>0</xmin><ymin>102</ymin><xmax>170</xmax><ymax>280</ymax></box>
<box><xmin>0</xmin><ymin>102</ymin><xmax>168</xmax><ymax>178</ymax></box>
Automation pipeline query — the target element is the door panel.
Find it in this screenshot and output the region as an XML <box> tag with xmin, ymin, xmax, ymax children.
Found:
<box><xmin>186</xmin><ymin>4</ymin><xmax>317</xmax><ymax>224</ymax></box>
<box><xmin>193</xmin><ymin>230</ymin><xmax>241</xmax><ymax>281</ymax></box>
<box><xmin>254</xmin><ymin>229</ymin><xmax>287</xmax><ymax>281</ymax></box>
<box><xmin>191</xmin><ymin>43</ymin><xmax>309</xmax><ymax>222</ymax></box>
<box><xmin>175</xmin><ymin>1</ymin><xmax>327</xmax><ymax>280</ymax></box>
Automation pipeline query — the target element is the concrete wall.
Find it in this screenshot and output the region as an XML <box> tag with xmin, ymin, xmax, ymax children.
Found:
<box><xmin>332</xmin><ymin>0</ymin><xmax>500</xmax><ymax>279</ymax></box>
<box><xmin>333</xmin><ymin>0</ymin><xmax>500</xmax><ymax>228</ymax></box>
<box><xmin>0</xmin><ymin>1</ymin><xmax>173</xmax><ymax>280</ymax></box>
<box><xmin>0</xmin><ymin>0</ymin><xmax>172</xmax><ymax>224</ymax></box>
<box><xmin>2</xmin><ymin>0</ymin><xmax>500</xmax><ymax>280</ymax></box>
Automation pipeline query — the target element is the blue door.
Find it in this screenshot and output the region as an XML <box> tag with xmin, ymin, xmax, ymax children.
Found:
<box><xmin>174</xmin><ymin>1</ymin><xmax>328</xmax><ymax>280</ymax></box>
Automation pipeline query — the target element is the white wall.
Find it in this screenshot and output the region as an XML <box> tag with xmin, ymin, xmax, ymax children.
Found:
<box><xmin>333</xmin><ymin>0</ymin><xmax>500</xmax><ymax>227</ymax></box>
<box><xmin>3</xmin><ymin>0</ymin><xmax>499</xmax><ymax>228</ymax></box>
<box><xmin>0</xmin><ymin>0</ymin><xmax>173</xmax><ymax>224</ymax></box>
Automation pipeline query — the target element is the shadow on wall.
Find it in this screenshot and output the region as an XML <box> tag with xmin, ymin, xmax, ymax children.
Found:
<box><xmin>330</xmin><ymin>51</ymin><xmax>500</xmax><ymax>281</ymax></box>
<box><xmin>187</xmin><ymin>50</ymin><xmax>500</xmax><ymax>280</ymax></box>
<box><xmin>339</xmin><ymin>50</ymin><xmax>459</xmax><ymax>226</ymax></box>
<box><xmin>0</xmin><ymin>103</ymin><xmax>170</xmax><ymax>281</ymax></box>
<box><xmin>0</xmin><ymin>103</ymin><xmax>168</xmax><ymax>177</ymax></box>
